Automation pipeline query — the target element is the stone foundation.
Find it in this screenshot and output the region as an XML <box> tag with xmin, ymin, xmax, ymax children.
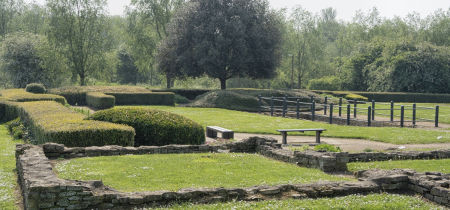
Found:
<box><xmin>15</xmin><ymin>136</ymin><xmax>450</xmax><ymax>209</ymax></box>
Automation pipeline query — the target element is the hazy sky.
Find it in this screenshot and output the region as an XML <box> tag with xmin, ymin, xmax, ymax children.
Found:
<box><xmin>26</xmin><ymin>0</ymin><xmax>450</xmax><ymax>22</ymax></box>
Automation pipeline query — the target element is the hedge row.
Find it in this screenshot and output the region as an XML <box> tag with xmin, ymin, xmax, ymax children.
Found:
<box><xmin>48</xmin><ymin>86</ymin><xmax>152</xmax><ymax>105</ymax></box>
<box><xmin>152</xmin><ymin>89</ymin><xmax>211</xmax><ymax>100</ymax></box>
<box><xmin>104</xmin><ymin>92</ymin><xmax>174</xmax><ymax>106</ymax></box>
<box><xmin>0</xmin><ymin>89</ymin><xmax>66</xmax><ymax>105</ymax></box>
<box><xmin>25</xmin><ymin>83</ymin><xmax>46</xmax><ymax>94</ymax></box>
<box><xmin>349</xmin><ymin>91</ymin><xmax>450</xmax><ymax>103</ymax></box>
<box><xmin>9</xmin><ymin>101</ymin><xmax>135</xmax><ymax>147</ymax></box>
<box><xmin>311</xmin><ymin>90</ymin><xmax>368</xmax><ymax>102</ymax></box>
<box><xmin>90</xmin><ymin>107</ymin><xmax>205</xmax><ymax>146</ymax></box>
<box><xmin>86</xmin><ymin>92</ymin><xmax>115</xmax><ymax>109</ymax></box>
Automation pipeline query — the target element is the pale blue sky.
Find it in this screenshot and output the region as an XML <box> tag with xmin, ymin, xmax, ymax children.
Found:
<box><xmin>26</xmin><ymin>0</ymin><xmax>450</xmax><ymax>22</ymax></box>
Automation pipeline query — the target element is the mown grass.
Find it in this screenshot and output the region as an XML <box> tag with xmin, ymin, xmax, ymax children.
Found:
<box><xmin>54</xmin><ymin>153</ymin><xmax>352</xmax><ymax>192</ymax></box>
<box><xmin>348</xmin><ymin>159</ymin><xmax>450</xmax><ymax>173</ymax></box>
<box><xmin>126</xmin><ymin>106</ymin><xmax>450</xmax><ymax>144</ymax></box>
<box><xmin>0</xmin><ymin>124</ymin><xmax>21</xmax><ymax>210</ymax></box>
<box><xmin>151</xmin><ymin>194</ymin><xmax>444</xmax><ymax>210</ymax></box>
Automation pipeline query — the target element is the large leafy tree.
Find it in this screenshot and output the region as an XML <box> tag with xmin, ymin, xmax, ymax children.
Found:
<box><xmin>126</xmin><ymin>0</ymin><xmax>185</xmax><ymax>88</ymax></box>
<box><xmin>46</xmin><ymin>0</ymin><xmax>112</xmax><ymax>86</ymax></box>
<box><xmin>157</xmin><ymin>0</ymin><xmax>282</xmax><ymax>90</ymax></box>
<box><xmin>0</xmin><ymin>31</ymin><xmax>65</xmax><ymax>88</ymax></box>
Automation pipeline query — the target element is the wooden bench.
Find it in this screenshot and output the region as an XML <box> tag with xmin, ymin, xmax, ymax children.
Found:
<box><xmin>276</xmin><ymin>128</ymin><xmax>326</xmax><ymax>144</ymax></box>
<box><xmin>206</xmin><ymin>126</ymin><xmax>234</xmax><ymax>139</ymax></box>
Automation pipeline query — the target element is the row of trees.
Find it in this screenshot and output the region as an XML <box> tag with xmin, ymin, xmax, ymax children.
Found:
<box><xmin>1</xmin><ymin>0</ymin><xmax>450</xmax><ymax>93</ymax></box>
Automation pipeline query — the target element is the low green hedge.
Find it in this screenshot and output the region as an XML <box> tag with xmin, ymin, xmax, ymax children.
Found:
<box><xmin>104</xmin><ymin>92</ymin><xmax>174</xmax><ymax>105</ymax></box>
<box><xmin>152</xmin><ymin>89</ymin><xmax>212</xmax><ymax>100</ymax></box>
<box><xmin>48</xmin><ymin>86</ymin><xmax>152</xmax><ymax>105</ymax></box>
<box><xmin>86</xmin><ymin>92</ymin><xmax>115</xmax><ymax>109</ymax></box>
<box><xmin>350</xmin><ymin>92</ymin><xmax>450</xmax><ymax>103</ymax></box>
<box><xmin>90</xmin><ymin>107</ymin><xmax>205</xmax><ymax>146</ymax></box>
<box><xmin>17</xmin><ymin>101</ymin><xmax>135</xmax><ymax>147</ymax></box>
<box><xmin>25</xmin><ymin>83</ymin><xmax>46</xmax><ymax>94</ymax></box>
<box><xmin>0</xmin><ymin>89</ymin><xmax>66</xmax><ymax>104</ymax></box>
<box><xmin>312</xmin><ymin>90</ymin><xmax>368</xmax><ymax>102</ymax></box>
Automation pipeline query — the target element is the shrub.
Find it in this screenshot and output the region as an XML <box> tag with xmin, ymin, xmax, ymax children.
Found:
<box><xmin>174</xmin><ymin>94</ymin><xmax>189</xmax><ymax>104</ymax></box>
<box><xmin>6</xmin><ymin>117</ymin><xmax>21</xmax><ymax>133</ymax></box>
<box><xmin>104</xmin><ymin>92</ymin><xmax>174</xmax><ymax>106</ymax></box>
<box><xmin>25</xmin><ymin>83</ymin><xmax>46</xmax><ymax>94</ymax></box>
<box><xmin>307</xmin><ymin>76</ymin><xmax>342</xmax><ymax>91</ymax></box>
<box><xmin>86</xmin><ymin>92</ymin><xmax>115</xmax><ymax>109</ymax></box>
<box><xmin>90</xmin><ymin>107</ymin><xmax>205</xmax><ymax>146</ymax></box>
<box><xmin>17</xmin><ymin>101</ymin><xmax>135</xmax><ymax>147</ymax></box>
<box><xmin>314</xmin><ymin>144</ymin><xmax>342</xmax><ymax>152</ymax></box>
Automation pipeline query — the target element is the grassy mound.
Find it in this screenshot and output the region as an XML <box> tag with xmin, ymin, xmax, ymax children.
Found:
<box><xmin>189</xmin><ymin>89</ymin><xmax>322</xmax><ymax>112</ymax></box>
<box><xmin>90</xmin><ymin>107</ymin><xmax>205</xmax><ymax>146</ymax></box>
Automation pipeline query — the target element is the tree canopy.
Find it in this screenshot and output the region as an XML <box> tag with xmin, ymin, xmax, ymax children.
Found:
<box><xmin>157</xmin><ymin>0</ymin><xmax>283</xmax><ymax>89</ymax></box>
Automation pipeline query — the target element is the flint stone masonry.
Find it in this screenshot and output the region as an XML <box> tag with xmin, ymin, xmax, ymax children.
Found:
<box><xmin>16</xmin><ymin>136</ymin><xmax>450</xmax><ymax>209</ymax></box>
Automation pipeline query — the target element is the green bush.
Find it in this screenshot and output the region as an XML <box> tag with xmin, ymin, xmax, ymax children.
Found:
<box><xmin>86</xmin><ymin>92</ymin><xmax>115</xmax><ymax>109</ymax></box>
<box><xmin>17</xmin><ymin>101</ymin><xmax>135</xmax><ymax>147</ymax></box>
<box><xmin>175</xmin><ymin>94</ymin><xmax>190</xmax><ymax>104</ymax></box>
<box><xmin>90</xmin><ymin>107</ymin><xmax>205</xmax><ymax>146</ymax></box>
<box><xmin>104</xmin><ymin>92</ymin><xmax>174</xmax><ymax>105</ymax></box>
<box><xmin>152</xmin><ymin>89</ymin><xmax>212</xmax><ymax>100</ymax></box>
<box><xmin>25</xmin><ymin>83</ymin><xmax>46</xmax><ymax>94</ymax></box>
<box><xmin>48</xmin><ymin>86</ymin><xmax>152</xmax><ymax>105</ymax></box>
<box><xmin>307</xmin><ymin>76</ymin><xmax>342</xmax><ymax>91</ymax></box>
<box><xmin>314</xmin><ymin>144</ymin><xmax>342</xmax><ymax>152</ymax></box>
<box><xmin>5</xmin><ymin>117</ymin><xmax>21</xmax><ymax>133</ymax></box>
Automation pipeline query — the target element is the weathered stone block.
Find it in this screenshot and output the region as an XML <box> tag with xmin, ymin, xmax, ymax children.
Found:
<box><xmin>259</xmin><ymin>187</ymin><xmax>280</xmax><ymax>195</ymax></box>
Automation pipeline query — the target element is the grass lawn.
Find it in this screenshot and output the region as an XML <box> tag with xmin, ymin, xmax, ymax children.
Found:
<box><xmin>54</xmin><ymin>153</ymin><xmax>353</xmax><ymax>192</ymax></box>
<box><xmin>348</xmin><ymin>159</ymin><xmax>450</xmax><ymax>173</ymax></box>
<box><xmin>151</xmin><ymin>194</ymin><xmax>444</xmax><ymax>210</ymax></box>
<box><xmin>124</xmin><ymin>106</ymin><xmax>450</xmax><ymax>144</ymax></box>
<box><xmin>0</xmin><ymin>124</ymin><xmax>21</xmax><ymax>210</ymax></box>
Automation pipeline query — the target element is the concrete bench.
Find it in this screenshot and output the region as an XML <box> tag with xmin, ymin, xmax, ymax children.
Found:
<box><xmin>276</xmin><ymin>128</ymin><xmax>326</xmax><ymax>145</ymax></box>
<box><xmin>206</xmin><ymin>126</ymin><xmax>234</xmax><ymax>139</ymax></box>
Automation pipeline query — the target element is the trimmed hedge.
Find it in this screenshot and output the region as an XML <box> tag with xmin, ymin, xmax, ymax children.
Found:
<box><xmin>16</xmin><ymin>101</ymin><xmax>135</xmax><ymax>147</ymax></box>
<box><xmin>25</xmin><ymin>83</ymin><xmax>46</xmax><ymax>94</ymax></box>
<box><xmin>104</xmin><ymin>92</ymin><xmax>174</xmax><ymax>105</ymax></box>
<box><xmin>152</xmin><ymin>89</ymin><xmax>211</xmax><ymax>100</ymax></box>
<box><xmin>48</xmin><ymin>86</ymin><xmax>152</xmax><ymax>105</ymax></box>
<box><xmin>0</xmin><ymin>89</ymin><xmax>66</xmax><ymax>104</ymax></box>
<box><xmin>86</xmin><ymin>92</ymin><xmax>115</xmax><ymax>109</ymax></box>
<box><xmin>312</xmin><ymin>90</ymin><xmax>368</xmax><ymax>102</ymax></box>
<box><xmin>349</xmin><ymin>91</ymin><xmax>450</xmax><ymax>103</ymax></box>
<box><xmin>90</xmin><ymin>107</ymin><xmax>205</xmax><ymax>146</ymax></box>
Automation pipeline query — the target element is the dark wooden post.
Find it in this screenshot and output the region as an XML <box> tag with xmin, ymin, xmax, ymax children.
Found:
<box><xmin>329</xmin><ymin>103</ymin><xmax>333</xmax><ymax>124</ymax></box>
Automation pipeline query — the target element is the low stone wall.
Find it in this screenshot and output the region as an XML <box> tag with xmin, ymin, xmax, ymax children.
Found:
<box><xmin>348</xmin><ymin>149</ymin><xmax>450</xmax><ymax>162</ymax></box>
<box><xmin>15</xmin><ymin>136</ymin><xmax>450</xmax><ymax>209</ymax></box>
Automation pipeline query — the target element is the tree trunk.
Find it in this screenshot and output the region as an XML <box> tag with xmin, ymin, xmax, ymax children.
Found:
<box><xmin>220</xmin><ymin>78</ymin><xmax>227</xmax><ymax>90</ymax></box>
<box><xmin>80</xmin><ymin>74</ymin><xmax>86</xmax><ymax>86</ymax></box>
<box><xmin>298</xmin><ymin>75</ymin><xmax>302</xmax><ymax>89</ymax></box>
<box><xmin>166</xmin><ymin>75</ymin><xmax>171</xmax><ymax>89</ymax></box>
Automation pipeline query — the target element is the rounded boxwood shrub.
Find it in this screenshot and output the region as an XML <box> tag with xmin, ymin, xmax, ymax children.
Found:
<box><xmin>90</xmin><ymin>107</ymin><xmax>205</xmax><ymax>146</ymax></box>
<box><xmin>25</xmin><ymin>83</ymin><xmax>46</xmax><ymax>94</ymax></box>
